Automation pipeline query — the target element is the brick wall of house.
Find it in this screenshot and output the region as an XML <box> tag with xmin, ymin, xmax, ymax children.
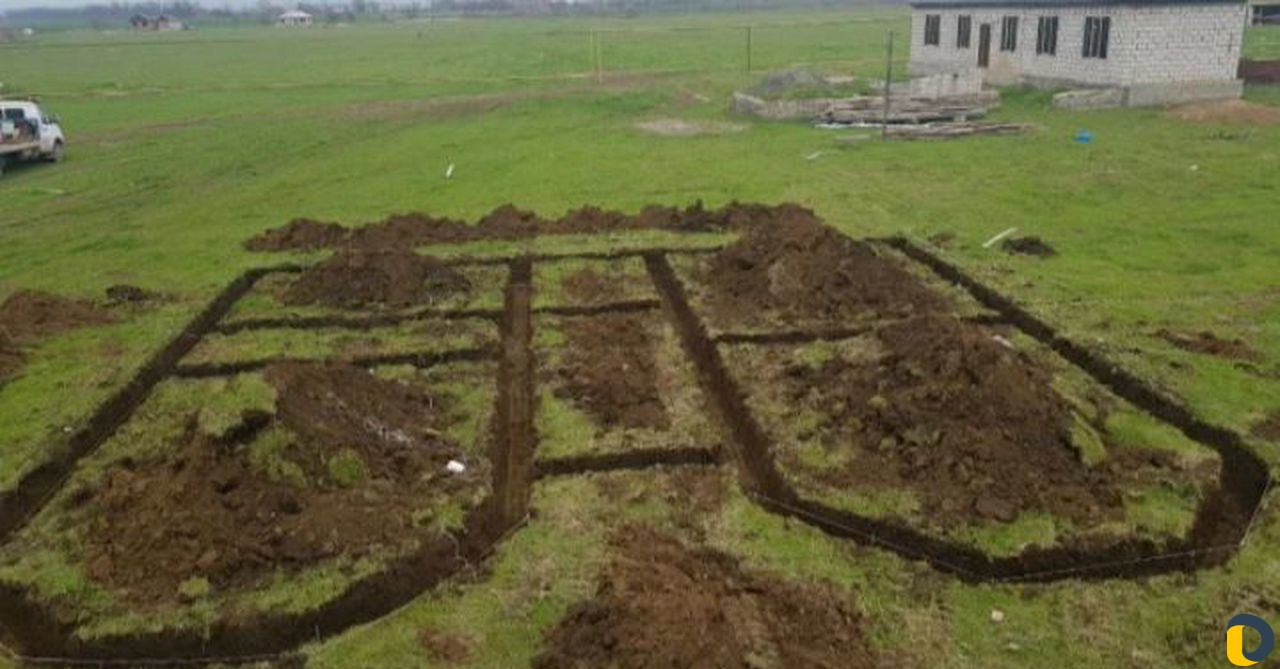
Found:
<box><xmin>908</xmin><ymin>2</ymin><xmax>1246</xmax><ymax>88</ymax></box>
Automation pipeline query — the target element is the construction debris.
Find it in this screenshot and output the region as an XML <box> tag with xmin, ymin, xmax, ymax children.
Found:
<box><xmin>733</xmin><ymin>89</ymin><xmax>999</xmax><ymax>125</ymax></box>
<box><xmin>882</xmin><ymin>122</ymin><xmax>1034</xmax><ymax>139</ymax></box>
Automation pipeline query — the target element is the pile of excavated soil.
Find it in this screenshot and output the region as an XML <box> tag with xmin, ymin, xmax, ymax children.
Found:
<box><xmin>0</xmin><ymin>290</ymin><xmax>115</xmax><ymax>383</ymax></box>
<box><xmin>779</xmin><ymin>315</ymin><xmax>1117</xmax><ymax>523</ymax></box>
<box><xmin>555</xmin><ymin>314</ymin><xmax>669</xmax><ymax>430</ymax></box>
<box><xmin>532</xmin><ymin>526</ymin><xmax>874</xmax><ymax>669</ymax></box>
<box><xmin>702</xmin><ymin>206</ymin><xmax>946</xmax><ymax>326</ymax></box>
<box><xmin>83</xmin><ymin>363</ymin><xmax>482</xmax><ymax>602</ymax></box>
<box><xmin>244</xmin><ymin>201</ymin><xmax>757</xmax><ymax>254</ymax></box>
<box><xmin>284</xmin><ymin>249</ymin><xmax>471</xmax><ymax>309</ymax></box>
<box><xmin>244</xmin><ymin>218</ymin><xmax>350</xmax><ymax>252</ymax></box>
<box><xmin>1001</xmin><ymin>236</ymin><xmax>1057</xmax><ymax>257</ymax></box>
<box><xmin>1156</xmin><ymin>329</ymin><xmax>1264</xmax><ymax>363</ymax></box>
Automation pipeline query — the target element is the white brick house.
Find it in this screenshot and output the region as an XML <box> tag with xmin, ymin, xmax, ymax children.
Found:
<box><xmin>909</xmin><ymin>0</ymin><xmax>1248</xmax><ymax>105</ymax></box>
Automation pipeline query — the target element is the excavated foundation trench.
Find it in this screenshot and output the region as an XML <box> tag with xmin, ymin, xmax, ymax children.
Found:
<box><xmin>0</xmin><ymin>234</ymin><xmax>1269</xmax><ymax>664</ymax></box>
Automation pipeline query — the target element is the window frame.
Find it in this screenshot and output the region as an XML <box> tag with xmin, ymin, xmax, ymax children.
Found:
<box><xmin>1036</xmin><ymin>15</ymin><xmax>1059</xmax><ymax>55</ymax></box>
<box><xmin>957</xmin><ymin>15</ymin><xmax>972</xmax><ymax>48</ymax></box>
<box><xmin>1000</xmin><ymin>15</ymin><xmax>1018</xmax><ymax>52</ymax></box>
<box><xmin>924</xmin><ymin>13</ymin><xmax>942</xmax><ymax>46</ymax></box>
<box><xmin>1082</xmin><ymin>15</ymin><xmax>1111</xmax><ymax>59</ymax></box>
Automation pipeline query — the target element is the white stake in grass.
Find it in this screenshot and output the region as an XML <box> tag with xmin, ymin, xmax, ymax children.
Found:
<box><xmin>982</xmin><ymin>227</ymin><xmax>1018</xmax><ymax>249</ymax></box>
<box><xmin>445</xmin><ymin>163</ymin><xmax>455</xmax><ymax>179</ymax></box>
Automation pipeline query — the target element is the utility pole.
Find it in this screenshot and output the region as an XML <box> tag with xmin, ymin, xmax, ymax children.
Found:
<box><xmin>882</xmin><ymin>30</ymin><xmax>894</xmax><ymax>140</ymax></box>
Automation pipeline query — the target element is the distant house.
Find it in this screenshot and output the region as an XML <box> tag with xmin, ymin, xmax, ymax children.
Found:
<box><xmin>277</xmin><ymin>10</ymin><xmax>314</xmax><ymax>26</ymax></box>
<box><xmin>908</xmin><ymin>0</ymin><xmax>1247</xmax><ymax>106</ymax></box>
<box><xmin>130</xmin><ymin>14</ymin><xmax>185</xmax><ymax>31</ymax></box>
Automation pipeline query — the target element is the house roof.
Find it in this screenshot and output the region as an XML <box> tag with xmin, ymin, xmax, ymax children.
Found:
<box><xmin>280</xmin><ymin>10</ymin><xmax>312</xmax><ymax>18</ymax></box>
<box><xmin>910</xmin><ymin>0</ymin><xmax>1242</xmax><ymax>7</ymax></box>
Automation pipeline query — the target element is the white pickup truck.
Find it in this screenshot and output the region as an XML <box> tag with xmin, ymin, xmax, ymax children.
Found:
<box><xmin>0</xmin><ymin>100</ymin><xmax>66</xmax><ymax>178</ymax></box>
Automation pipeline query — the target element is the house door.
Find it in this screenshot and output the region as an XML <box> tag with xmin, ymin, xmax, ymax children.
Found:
<box><xmin>977</xmin><ymin>23</ymin><xmax>991</xmax><ymax>68</ymax></box>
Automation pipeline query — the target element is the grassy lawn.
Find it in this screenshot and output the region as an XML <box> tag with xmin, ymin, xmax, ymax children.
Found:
<box><xmin>1</xmin><ymin>10</ymin><xmax>1280</xmax><ymax>667</ymax></box>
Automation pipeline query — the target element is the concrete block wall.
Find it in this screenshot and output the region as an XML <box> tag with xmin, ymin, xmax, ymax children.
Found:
<box><xmin>909</xmin><ymin>2</ymin><xmax>1246</xmax><ymax>89</ymax></box>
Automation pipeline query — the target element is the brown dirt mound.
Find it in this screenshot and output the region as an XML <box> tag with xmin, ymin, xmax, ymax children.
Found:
<box><xmin>283</xmin><ymin>249</ymin><xmax>471</xmax><ymax>309</ymax></box>
<box><xmin>702</xmin><ymin>206</ymin><xmax>946</xmax><ymax>326</ymax></box>
<box><xmin>0</xmin><ymin>289</ymin><xmax>115</xmax><ymax>342</ymax></box>
<box><xmin>82</xmin><ymin>362</ymin><xmax>481</xmax><ymax>603</ymax></box>
<box><xmin>244</xmin><ymin>218</ymin><xmax>349</xmax><ymax>252</ymax></box>
<box><xmin>243</xmin><ymin>201</ymin><xmax>748</xmax><ymax>253</ymax></box>
<box><xmin>780</xmin><ymin>314</ymin><xmax>1117</xmax><ymax>523</ymax></box>
<box><xmin>1156</xmin><ymin>329</ymin><xmax>1263</xmax><ymax>363</ymax></box>
<box><xmin>1167</xmin><ymin>99</ymin><xmax>1280</xmax><ymax>125</ymax></box>
<box><xmin>1001</xmin><ymin>236</ymin><xmax>1057</xmax><ymax>257</ymax></box>
<box><xmin>0</xmin><ymin>290</ymin><xmax>115</xmax><ymax>383</ymax></box>
<box><xmin>532</xmin><ymin>526</ymin><xmax>874</xmax><ymax>669</ymax></box>
<box><xmin>1252</xmin><ymin>411</ymin><xmax>1280</xmax><ymax>442</ymax></box>
<box><xmin>556</xmin><ymin>314</ymin><xmax>669</xmax><ymax>430</ymax></box>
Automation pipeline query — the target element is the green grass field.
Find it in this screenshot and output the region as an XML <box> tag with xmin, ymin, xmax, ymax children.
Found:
<box><xmin>2</xmin><ymin>9</ymin><xmax>1280</xmax><ymax>668</ymax></box>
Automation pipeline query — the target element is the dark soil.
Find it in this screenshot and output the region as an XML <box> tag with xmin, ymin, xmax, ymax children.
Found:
<box><xmin>0</xmin><ymin>331</ymin><xmax>23</xmax><ymax>383</ymax></box>
<box><xmin>555</xmin><ymin>314</ymin><xmax>669</xmax><ymax>430</ymax></box>
<box><xmin>81</xmin><ymin>362</ymin><xmax>483</xmax><ymax>603</ymax></box>
<box><xmin>1251</xmin><ymin>410</ymin><xmax>1280</xmax><ymax>442</ymax></box>
<box><xmin>0</xmin><ymin>289</ymin><xmax>115</xmax><ymax>342</ymax></box>
<box><xmin>0</xmin><ymin>290</ymin><xmax>115</xmax><ymax>383</ymax></box>
<box><xmin>1156</xmin><ymin>329</ymin><xmax>1264</xmax><ymax>363</ymax></box>
<box><xmin>244</xmin><ymin>201</ymin><xmax>745</xmax><ymax>254</ymax></box>
<box><xmin>284</xmin><ymin>249</ymin><xmax>471</xmax><ymax>309</ymax></box>
<box><xmin>778</xmin><ymin>314</ymin><xmax>1119</xmax><ymax>524</ymax></box>
<box><xmin>561</xmin><ymin>268</ymin><xmax>630</xmax><ymax>305</ymax></box>
<box><xmin>105</xmin><ymin>284</ymin><xmax>158</xmax><ymax>304</ymax></box>
<box><xmin>244</xmin><ymin>218</ymin><xmax>349</xmax><ymax>252</ymax></box>
<box><xmin>1240</xmin><ymin>59</ymin><xmax>1280</xmax><ymax>84</ymax></box>
<box><xmin>532</xmin><ymin>526</ymin><xmax>874</xmax><ymax>669</ymax></box>
<box><xmin>701</xmin><ymin>205</ymin><xmax>946</xmax><ymax>327</ymax></box>
<box><xmin>1001</xmin><ymin>236</ymin><xmax>1057</xmax><ymax>257</ymax></box>
<box><xmin>419</xmin><ymin>628</ymin><xmax>475</xmax><ymax>665</ymax></box>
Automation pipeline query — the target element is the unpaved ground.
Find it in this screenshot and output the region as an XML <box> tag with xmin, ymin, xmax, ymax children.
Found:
<box><xmin>81</xmin><ymin>362</ymin><xmax>485</xmax><ymax>602</ymax></box>
<box><xmin>555</xmin><ymin>314</ymin><xmax>669</xmax><ymax>430</ymax></box>
<box><xmin>284</xmin><ymin>249</ymin><xmax>471</xmax><ymax>309</ymax></box>
<box><xmin>532</xmin><ymin>526</ymin><xmax>874</xmax><ymax>669</ymax></box>
<box><xmin>699</xmin><ymin>206</ymin><xmax>946</xmax><ymax>327</ymax></box>
<box><xmin>560</xmin><ymin>268</ymin><xmax>630</xmax><ymax>305</ymax></box>
<box><xmin>0</xmin><ymin>290</ymin><xmax>116</xmax><ymax>383</ymax></box>
<box><xmin>1167</xmin><ymin>99</ymin><xmax>1280</xmax><ymax>125</ymax></box>
<box><xmin>774</xmin><ymin>315</ymin><xmax>1118</xmax><ymax>523</ymax></box>
<box><xmin>1156</xmin><ymin>329</ymin><xmax>1264</xmax><ymax>363</ymax></box>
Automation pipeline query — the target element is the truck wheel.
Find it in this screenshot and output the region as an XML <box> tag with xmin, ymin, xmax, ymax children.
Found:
<box><xmin>48</xmin><ymin>142</ymin><xmax>65</xmax><ymax>163</ymax></box>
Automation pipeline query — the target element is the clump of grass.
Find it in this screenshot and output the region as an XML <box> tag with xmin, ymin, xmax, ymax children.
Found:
<box><xmin>327</xmin><ymin>448</ymin><xmax>367</xmax><ymax>488</ymax></box>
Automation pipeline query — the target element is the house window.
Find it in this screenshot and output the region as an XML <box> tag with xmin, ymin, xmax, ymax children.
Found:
<box><xmin>1083</xmin><ymin>16</ymin><xmax>1110</xmax><ymax>59</ymax></box>
<box><xmin>924</xmin><ymin>14</ymin><xmax>942</xmax><ymax>46</ymax></box>
<box><xmin>1036</xmin><ymin>16</ymin><xmax>1058</xmax><ymax>55</ymax></box>
<box><xmin>1000</xmin><ymin>15</ymin><xmax>1018</xmax><ymax>52</ymax></box>
<box><xmin>957</xmin><ymin>15</ymin><xmax>972</xmax><ymax>48</ymax></box>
